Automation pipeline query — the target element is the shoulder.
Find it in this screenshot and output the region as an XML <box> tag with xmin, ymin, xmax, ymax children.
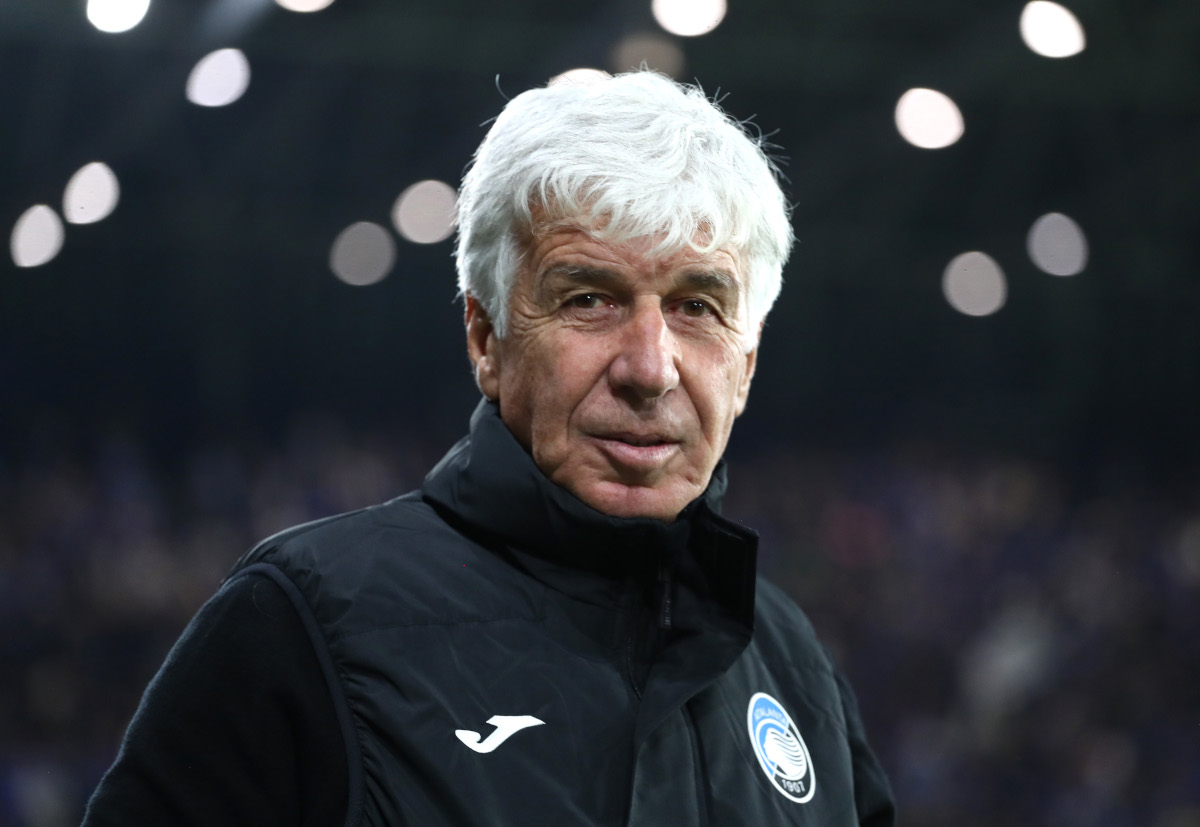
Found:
<box><xmin>234</xmin><ymin>492</ymin><xmax>448</xmax><ymax>568</ymax></box>
<box><xmin>227</xmin><ymin>492</ymin><xmax>543</xmax><ymax>639</ymax></box>
<box><xmin>750</xmin><ymin>576</ymin><xmax>833</xmax><ymax>676</ymax></box>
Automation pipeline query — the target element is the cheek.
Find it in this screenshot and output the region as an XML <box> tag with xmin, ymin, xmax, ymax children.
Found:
<box><xmin>548</xmin><ymin>333</ymin><xmax>610</xmax><ymax>383</ymax></box>
<box><xmin>690</xmin><ymin>349</ymin><xmax>747</xmax><ymax>423</ymax></box>
<box><xmin>515</xmin><ymin>337</ymin><xmax>601</xmax><ymax>426</ymax></box>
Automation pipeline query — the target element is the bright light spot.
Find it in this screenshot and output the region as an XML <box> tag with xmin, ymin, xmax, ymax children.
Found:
<box><xmin>652</xmin><ymin>0</ymin><xmax>726</xmax><ymax>37</ymax></box>
<box><xmin>895</xmin><ymin>88</ymin><xmax>964</xmax><ymax>149</ymax></box>
<box><xmin>10</xmin><ymin>206</ymin><xmax>65</xmax><ymax>268</ymax></box>
<box><xmin>87</xmin><ymin>0</ymin><xmax>151</xmax><ymax>33</ymax></box>
<box><xmin>275</xmin><ymin>0</ymin><xmax>336</xmax><ymax>10</ymax></box>
<box><xmin>392</xmin><ymin>180</ymin><xmax>457</xmax><ymax>245</ymax></box>
<box><xmin>611</xmin><ymin>32</ymin><xmax>686</xmax><ymax>78</ymax></box>
<box><xmin>1020</xmin><ymin>1</ymin><xmax>1086</xmax><ymax>58</ymax></box>
<box><xmin>186</xmin><ymin>48</ymin><xmax>251</xmax><ymax>108</ymax></box>
<box><xmin>1027</xmin><ymin>212</ymin><xmax>1088</xmax><ymax>276</ymax></box>
<box><xmin>330</xmin><ymin>221</ymin><xmax>395</xmax><ymax>286</ymax></box>
<box><xmin>943</xmin><ymin>251</ymin><xmax>1006</xmax><ymax>317</ymax></box>
<box><xmin>63</xmin><ymin>162</ymin><xmax>120</xmax><ymax>225</ymax></box>
<box><xmin>548</xmin><ymin>68</ymin><xmax>611</xmax><ymax>88</ymax></box>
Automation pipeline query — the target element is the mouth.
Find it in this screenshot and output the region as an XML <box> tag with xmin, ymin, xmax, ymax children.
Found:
<box><xmin>607</xmin><ymin>433</ymin><xmax>675</xmax><ymax>447</ymax></box>
<box><xmin>590</xmin><ymin>432</ymin><xmax>681</xmax><ymax>471</ymax></box>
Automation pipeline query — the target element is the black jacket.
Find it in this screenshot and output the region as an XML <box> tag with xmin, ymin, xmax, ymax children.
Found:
<box><xmin>84</xmin><ymin>401</ymin><xmax>895</xmax><ymax>826</ymax></box>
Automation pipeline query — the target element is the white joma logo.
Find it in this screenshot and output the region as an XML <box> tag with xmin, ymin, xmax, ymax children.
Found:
<box><xmin>455</xmin><ymin>715</ymin><xmax>545</xmax><ymax>753</ymax></box>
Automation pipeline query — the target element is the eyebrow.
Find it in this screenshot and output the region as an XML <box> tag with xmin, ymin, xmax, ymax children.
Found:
<box><xmin>541</xmin><ymin>265</ymin><xmax>625</xmax><ymax>289</ymax></box>
<box><xmin>679</xmin><ymin>270</ymin><xmax>740</xmax><ymax>297</ymax></box>
<box><xmin>541</xmin><ymin>265</ymin><xmax>741</xmax><ymax>300</ymax></box>
<box><xmin>674</xmin><ymin>271</ymin><xmax>744</xmax><ymax>318</ymax></box>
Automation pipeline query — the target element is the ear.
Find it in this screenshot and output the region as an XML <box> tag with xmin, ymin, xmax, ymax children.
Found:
<box><xmin>733</xmin><ymin>323</ymin><xmax>762</xmax><ymax>417</ymax></box>
<box><xmin>465</xmin><ymin>295</ymin><xmax>501</xmax><ymax>400</ymax></box>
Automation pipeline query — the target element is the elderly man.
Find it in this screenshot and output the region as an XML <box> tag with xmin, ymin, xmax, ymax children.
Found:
<box><xmin>84</xmin><ymin>71</ymin><xmax>895</xmax><ymax>825</ymax></box>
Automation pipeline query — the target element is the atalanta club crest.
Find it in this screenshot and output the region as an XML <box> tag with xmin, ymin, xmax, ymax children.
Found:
<box><xmin>747</xmin><ymin>692</ymin><xmax>816</xmax><ymax>803</ymax></box>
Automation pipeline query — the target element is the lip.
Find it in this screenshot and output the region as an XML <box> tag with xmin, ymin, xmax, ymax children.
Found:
<box><xmin>590</xmin><ymin>433</ymin><xmax>681</xmax><ymax>472</ymax></box>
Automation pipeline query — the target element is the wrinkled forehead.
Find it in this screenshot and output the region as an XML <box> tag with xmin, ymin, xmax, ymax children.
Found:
<box><xmin>515</xmin><ymin>213</ymin><xmax>750</xmax><ymax>335</ymax></box>
<box><xmin>521</xmin><ymin>200</ymin><xmax>743</xmax><ymax>276</ymax></box>
<box><xmin>524</xmin><ymin>212</ymin><xmax>744</xmax><ymax>281</ymax></box>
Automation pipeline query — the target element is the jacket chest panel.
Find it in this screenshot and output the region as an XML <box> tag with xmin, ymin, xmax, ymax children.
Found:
<box><xmin>336</xmin><ymin>618</ymin><xmax>640</xmax><ymax>826</ymax></box>
<box><xmin>685</xmin><ymin>651</ymin><xmax>861</xmax><ymax>825</ymax></box>
<box><xmin>331</xmin><ymin>620</ymin><xmax>860</xmax><ymax>826</ymax></box>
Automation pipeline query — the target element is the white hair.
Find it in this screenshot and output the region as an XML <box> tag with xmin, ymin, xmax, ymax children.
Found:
<box><xmin>454</xmin><ymin>70</ymin><xmax>793</xmax><ymax>351</ymax></box>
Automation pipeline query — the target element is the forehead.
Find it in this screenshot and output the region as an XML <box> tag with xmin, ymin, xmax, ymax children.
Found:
<box><xmin>523</xmin><ymin>220</ymin><xmax>744</xmax><ymax>285</ymax></box>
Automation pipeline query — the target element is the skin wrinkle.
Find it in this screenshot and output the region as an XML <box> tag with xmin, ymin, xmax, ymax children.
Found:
<box><xmin>467</xmin><ymin>224</ymin><xmax>759</xmax><ymax>522</ymax></box>
<box><xmin>538</xmin><ymin>266</ymin><xmax>742</xmax><ymax>324</ymax></box>
<box><xmin>456</xmin><ymin>73</ymin><xmax>793</xmax><ymax>351</ymax></box>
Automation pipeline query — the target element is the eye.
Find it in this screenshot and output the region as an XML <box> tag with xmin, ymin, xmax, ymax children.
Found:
<box><xmin>679</xmin><ymin>299</ymin><xmax>713</xmax><ymax>318</ymax></box>
<box><xmin>566</xmin><ymin>293</ymin><xmax>606</xmax><ymax>310</ymax></box>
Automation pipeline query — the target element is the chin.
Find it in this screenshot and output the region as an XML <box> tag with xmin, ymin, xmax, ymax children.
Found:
<box><xmin>578</xmin><ymin>480</ymin><xmax>690</xmax><ymax>522</ymax></box>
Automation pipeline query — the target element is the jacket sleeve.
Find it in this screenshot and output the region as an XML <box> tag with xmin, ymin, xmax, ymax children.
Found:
<box><xmin>834</xmin><ymin>667</ymin><xmax>897</xmax><ymax>827</ymax></box>
<box><xmin>81</xmin><ymin>571</ymin><xmax>349</xmax><ymax>827</ymax></box>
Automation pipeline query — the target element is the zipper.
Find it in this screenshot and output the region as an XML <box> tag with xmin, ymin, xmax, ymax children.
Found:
<box><xmin>655</xmin><ymin>562</ymin><xmax>673</xmax><ymax>630</ymax></box>
<box><xmin>624</xmin><ymin>634</ymin><xmax>643</xmax><ymax>700</ymax></box>
<box><xmin>623</xmin><ymin>574</ymin><xmax>647</xmax><ymax>699</ymax></box>
<box><xmin>683</xmin><ymin>703</ymin><xmax>711</xmax><ymax>826</ymax></box>
<box><xmin>625</xmin><ymin>561</ymin><xmax>673</xmax><ymax>697</ymax></box>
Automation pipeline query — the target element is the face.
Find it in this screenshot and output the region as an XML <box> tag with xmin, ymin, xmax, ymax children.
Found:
<box><xmin>467</xmin><ymin>224</ymin><xmax>759</xmax><ymax>521</ymax></box>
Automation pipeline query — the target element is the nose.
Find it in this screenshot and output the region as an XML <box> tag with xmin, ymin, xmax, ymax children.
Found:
<box><xmin>608</xmin><ymin>302</ymin><xmax>680</xmax><ymax>402</ymax></box>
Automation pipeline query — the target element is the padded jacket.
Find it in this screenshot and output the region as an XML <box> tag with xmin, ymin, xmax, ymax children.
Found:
<box><xmin>84</xmin><ymin>400</ymin><xmax>895</xmax><ymax>826</ymax></box>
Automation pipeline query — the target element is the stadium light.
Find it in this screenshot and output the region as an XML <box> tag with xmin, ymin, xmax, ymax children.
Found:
<box><xmin>392</xmin><ymin>181</ymin><xmax>457</xmax><ymax>245</ymax></box>
<box><xmin>548</xmin><ymin>68</ymin><xmax>611</xmax><ymax>88</ymax></box>
<box><xmin>1020</xmin><ymin>1</ymin><xmax>1086</xmax><ymax>58</ymax></box>
<box><xmin>652</xmin><ymin>0</ymin><xmax>726</xmax><ymax>37</ymax></box>
<box><xmin>87</xmin><ymin>0</ymin><xmax>151</xmax><ymax>34</ymax></box>
<box><xmin>63</xmin><ymin>162</ymin><xmax>120</xmax><ymax>225</ymax></box>
<box><xmin>275</xmin><ymin>0</ymin><xmax>337</xmax><ymax>11</ymax></box>
<box><xmin>943</xmin><ymin>251</ymin><xmax>1007</xmax><ymax>316</ymax></box>
<box><xmin>1027</xmin><ymin>212</ymin><xmax>1088</xmax><ymax>276</ymax></box>
<box><xmin>895</xmin><ymin>88</ymin><xmax>964</xmax><ymax>150</ymax></box>
<box><xmin>611</xmin><ymin>32</ymin><xmax>685</xmax><ymax>77</ymax></box>
<box><xmin>10</xmin><ymin>206</ymin><xmax>65</xmax><ymax>268</ymax></box>
<box><xmin>330</xmin><ymin>222</ymin><xmax>395</xmax><ymax>286</ymax></box>
<box><xmin>186</xmin><ymin>49</ymin><xmax>251</xmax><ymax>108</ymax></box>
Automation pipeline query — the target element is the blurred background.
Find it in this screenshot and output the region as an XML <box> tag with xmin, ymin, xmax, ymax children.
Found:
<box><xmin>2</xmin><ymin>0</ymin><xmax>1198</xmax><ymax>824</ymax></box>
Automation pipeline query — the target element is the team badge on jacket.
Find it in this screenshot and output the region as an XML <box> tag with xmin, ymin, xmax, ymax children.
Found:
<box><xmin>747</xmin><ymin>692</ymin><xmax>816</xmax><ymax>803</ymax></box>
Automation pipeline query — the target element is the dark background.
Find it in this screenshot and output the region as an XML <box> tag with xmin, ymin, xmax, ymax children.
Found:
<box><xmin>2</xmin><ymin>0</ymin><xmax>1198</xmax><ymax>824</ymax></box>
<box><xmin>5</xmin><ymin>0</ymin><xmax>1198</xmax><ymax>474</ymax></box>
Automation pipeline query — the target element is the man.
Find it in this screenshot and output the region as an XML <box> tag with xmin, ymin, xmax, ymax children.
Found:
<box><xmin>84</xmin><ymin>70</ymin><xmax>895</xmax><ymax>825</ymax></box>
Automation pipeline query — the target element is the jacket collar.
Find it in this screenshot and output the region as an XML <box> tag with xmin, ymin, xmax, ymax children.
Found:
<box><xmin>422</xmin><ymin>400</ymin><xmax>760</xmax><ymax>737</ymax></box>
<box><xmin>421</xmin><ymin>399</ymin><xmax>739</xmax><ymax>580</ymax></box>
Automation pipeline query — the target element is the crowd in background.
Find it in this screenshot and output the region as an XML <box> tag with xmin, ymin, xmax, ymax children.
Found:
<box><xmin>2</xmin><ymin>416</ymin><xmax>1198</xmax><ymax>826</ymax></box>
